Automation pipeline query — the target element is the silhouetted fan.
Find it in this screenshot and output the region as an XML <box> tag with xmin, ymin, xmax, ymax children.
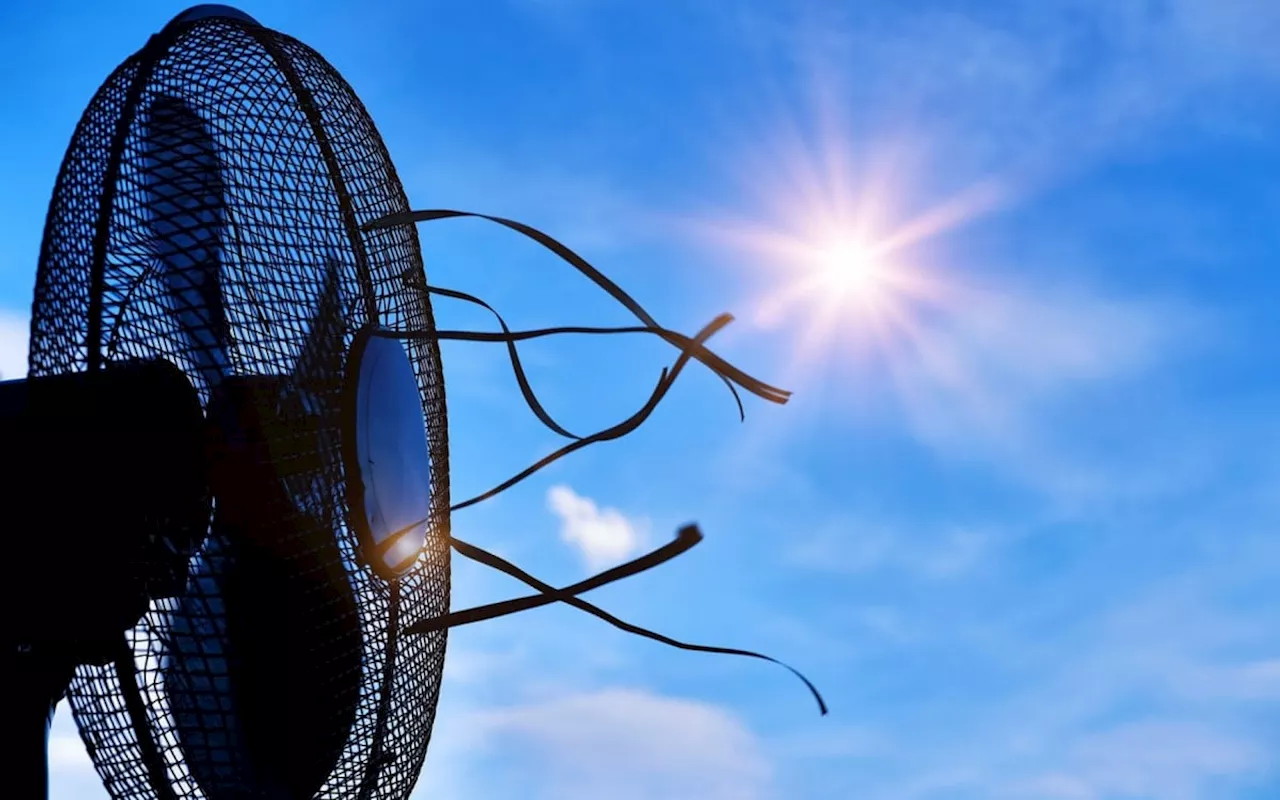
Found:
<box><xmin>1</xmin><ymin>5</ymin><xmax>825</xmax><ymax>800</ymax></box>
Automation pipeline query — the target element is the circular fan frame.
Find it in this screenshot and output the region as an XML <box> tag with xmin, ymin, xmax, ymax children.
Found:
<box><xmin>28</xmin><ymin>10</ymin><xmax>450</xmax><ymax>799</ymax></box>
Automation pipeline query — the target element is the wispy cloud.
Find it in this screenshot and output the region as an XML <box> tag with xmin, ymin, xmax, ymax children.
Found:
<box><xmin>867</xmin><ymin>574</ymin><xmax>1280</xmax><ymax>800</ymax></box>
<box><xmin>0</xmin><ymin>308</ymin><xmax>28</xmax><ymax>380</ymax></box>
<box><xmin>729</xmin><ymin>0</ymin><xmax>1280</xmax><ymax>187</ymax></box>
<box><xmin>394</xmin><ymin>135</ymin><xmax>652</xmax><ymax>257</ymax></box>
<box><xmin>722</xmin><ymin>262</ymin><xmax>1212</xmax><ymax>510</ymax></box>
<box><xmin>1013</xmin><ymin>721</ymin><xmax>1264</xmax><ymax>800</ymax></box>
<box><xmin>886</xmin><ymin>280</ymin><xmax>1197</xmax><ymax>452</ymax></box>
<box><xmin>437</xmin><ymin>687</ymin><xmax>773</xmax><ymax>800</ymax></box>
<box><xmin>788</xmin><ymin>515</ymin><xmax>995</xmax><ymax>582</ymax></box>
<box><xmin>547</xmin><ymin>484</ymin><xmax>648</xmax><ymax>571</ymax></box>
<box><xmin>883</xmin><ymin>275</ymin><xmax>1225</xmax><ymax>513</ymax></box>
<box><xmin>1170</xmin><ymin>658</ymin><xmax>1280</xmax><ymax>703</ymax></box>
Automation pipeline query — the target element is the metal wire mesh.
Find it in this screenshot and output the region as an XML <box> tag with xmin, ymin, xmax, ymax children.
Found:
<box><xmin>28</xmin><ymin>13</ymin><xmax>449</xmax><ymax>800</ymax></box>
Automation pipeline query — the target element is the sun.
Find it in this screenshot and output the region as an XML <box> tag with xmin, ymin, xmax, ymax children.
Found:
<box><xmin>682</xmin><ymin>55</ymin><xmax>1014</xmax><ymax>371</ymax></box>
<box><xmin>731</xmin><ymin>209</ymin><xmax>934</xmax><ymax>341</ymax></box>
<box><xmin>813</xmin><ymin>238</ymin><xmax>886</xmax><ymax>302</ymax></box>
<box><xmin>697</xmin><ymin>131</ymin><xmax>1005</xmax><ymax>372</ymax></box>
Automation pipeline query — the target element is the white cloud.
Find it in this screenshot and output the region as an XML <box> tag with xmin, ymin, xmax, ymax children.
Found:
<box><xmin>48</xmin><ymin>700</ymin><xmax>109</xmax><ymax>800</ymax></box>
<box><xmin>0</xmin><ymin>308</ymin><xmax>28</xmax><ymax>380</ymax></box>
<box><xmin>1016</xmin><ymin>722</ymin><xmax>1263</xmax><ymax>800</ymax></box>
<box><xmin>48</xmin><ymin>734</ymin><xmax>94</xmax><ymax>771</ymax></box>
<box><xmin>462</xmin><ymin>688</ymin><xmax>773</xmax><ymax>800</ymax></box>
<box><xmin>547</xmin><ymin>485</ymin><xmax>647</xmax><ymax>571</ymax></box>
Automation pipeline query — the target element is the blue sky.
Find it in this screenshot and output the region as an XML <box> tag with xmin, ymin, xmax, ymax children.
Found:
<box><xmin>5</xmin><ymin>1</ymin><xmax>1280</xmax><ymax>798</ymax></box>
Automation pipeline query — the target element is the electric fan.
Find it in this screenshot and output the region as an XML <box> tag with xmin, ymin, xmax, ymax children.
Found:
<box><xmin>2</xmin><ymin>6</ymin><xmax>824</xmax><ymax>800</ymax></box>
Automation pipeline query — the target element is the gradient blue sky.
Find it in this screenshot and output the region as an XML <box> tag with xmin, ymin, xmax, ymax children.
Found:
<box><xmin>4</xmin><ymin>1</ymin><xmax>1280</xmax><ymax>799</ymax></box>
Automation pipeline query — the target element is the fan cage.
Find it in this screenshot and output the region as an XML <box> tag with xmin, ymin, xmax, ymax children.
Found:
<box><xmin>28</xmin><ymin>14</ymin><xmax>450</xmax><ymax>800</ymax></box>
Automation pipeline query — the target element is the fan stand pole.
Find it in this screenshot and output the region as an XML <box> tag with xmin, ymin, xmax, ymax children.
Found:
<box><xmin>10</xmin><ymin>646</ymin><xmax>75</xmax><ymax>800</ymax></box>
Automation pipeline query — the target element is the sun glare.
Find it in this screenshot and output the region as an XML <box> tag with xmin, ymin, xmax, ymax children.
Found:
<box><xmin>701</xmin><ymin>124</ymin><xmax>1006</xmax><ymax>373</ymax></box>
<box><xmin>814</xmin><ymin>238</ymin><xmax>884</xmax><ymax>300</ymax></box>
<box><xmin>683</xmin><ymin>57</ymin><xmax>1018</xmax><ymax>376</ymax></box>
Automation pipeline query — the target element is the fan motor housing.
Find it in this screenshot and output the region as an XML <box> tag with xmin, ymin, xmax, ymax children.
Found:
<box><xmin>1</xmin><ymin>359</ymin><xmax>208</xmax><ymax>661</ymax></box>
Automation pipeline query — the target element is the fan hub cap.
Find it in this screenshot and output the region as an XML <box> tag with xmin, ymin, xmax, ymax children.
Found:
<box><xmin>345</xmin><ymin>331</ymin><xmax>433</xmax><ymax>579</ymax></box>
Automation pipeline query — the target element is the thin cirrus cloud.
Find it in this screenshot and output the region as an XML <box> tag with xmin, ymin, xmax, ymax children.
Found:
<box><xmin>718</xmin><ymin>259</ymin><xmax>1206</xmax><ymax>509</ymax></box>
<box><xmin>876</xmin><ymin>573</ymin><xmax>1280</xmax><ymax>800</ymax></box>
<box><xmin>883</xmin><ymin>277</ymin><xmax>1219</xmax><ymax>512</ymax></box>
<box><xmin>787</xmin><ymin>516</ymin><xmax>992</xmax><ymax>583</ymax></box>
<box><xmin>737</xmin><ymin>0</ymin><xmax>1280</xmax><ymax>187</ymax></box>
<box><xmin>1011</xmin><ymin>721</ymin><xmax>1263</xmax><ymax>800</ymax></box>
<box><xmin>419</xmin><ymin>686</ymin><xmax>773</xmax><ymax>800</ymax></box>
<box><xmin>546</xmin><ymin>484</ymin><xmax>648</xmax><ymax>571</ymax></box>
<box><xmin>884</xmin><ymin>280</ymin><xmax>1196</xmax><ymax>454</ymax></box>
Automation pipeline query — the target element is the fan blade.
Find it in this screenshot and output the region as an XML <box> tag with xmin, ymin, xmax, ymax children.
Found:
<box><xmin>168</xmin><ymin>378</ymin><xmax>363</xmax><ymax>800</ymax></box>
<box><xmin>168</xmin><ymin>519</ymin><xmax>363</xmax><ymax>799</ymax></box>
<box><xmin>141</xmin><ymin>94</ymin><xmax>231</xmax><ymax>390</ymax></box>
<box><xmin>293</xmin><ymin>252</ymin><xmax>344</xmax><ymax>394</ymax></box>
<box><xmin>164</xmin><ymin>530</ymin><xmax>247</xmax><ymax>793</ymax></box>
<box><xmin>281</xmin><ymin>253</ymin><xmax>346</xmax><ymax>515</ymax></box>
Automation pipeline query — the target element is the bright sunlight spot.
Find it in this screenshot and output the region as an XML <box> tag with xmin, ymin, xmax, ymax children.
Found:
<box><xmin>814</xmin><ymin>238</ymin><xmax>886</xmax><ymax>300</ymax></box>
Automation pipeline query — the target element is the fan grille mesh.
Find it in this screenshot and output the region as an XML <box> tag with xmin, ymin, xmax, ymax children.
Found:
<box><xmin>28</xmin><ymin>15</ymin><xmax>449</xmax><ymax>800</ymax></box>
